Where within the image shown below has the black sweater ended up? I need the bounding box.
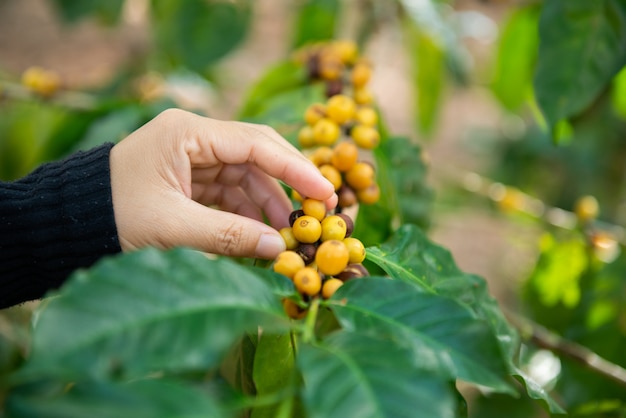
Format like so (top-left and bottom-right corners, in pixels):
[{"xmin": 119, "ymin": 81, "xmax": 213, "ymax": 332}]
[{"xmin": 0, "ymin": 143, "xmax": 121, "ymax": 308}]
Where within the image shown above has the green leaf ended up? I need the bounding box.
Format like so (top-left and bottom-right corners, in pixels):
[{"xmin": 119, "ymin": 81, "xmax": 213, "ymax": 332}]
[
  {"xmin": 365, "ymin": 225, "xmax": 519, "ymax": 364},
  {"xmin": 247, "ymin": 266, "xmax": 297, "ymax": 299},
  {"xmin": 151, "ymin": 0, "xmax": 252, "ymax": 73},
  {"xmin": 17, "ymin": 248, "xmax": 290, "ymax": 381},
  {"xmin": 406, "ymin": 23, "xmax": 446, "ymax": 136},
  {"xmin": 220, "ymin": 334, "xmax": 257, "ymax": 397},
  {"xmin": 365, "ymin": 225, "xmax": 566, "ymax": 412},
  {"xmin": 50, "ymin": 0, "xmax": 125, "ymax": 25},
  {"xmin": 354, "ymin": 131, "xmax": 432, "ymax": 246},
  {"xmin": 326, "ymin": 278, "xmax": 514, "ymax": 393},
  {"xmin": 533, "ymin": 0, "xmax": 626, "ymax": 130},
  {"xmin": 366, "ymin": 225, "xmax": 515, "ymax": 342},
  {"xmin": 528, "ymin": 234, "xmax": 588, "ymax": 308},
  {"xmin": 70, "ymin": 106, "xmax": 144, "ymax": 152},
  {"xmin": 298, "ymin": 331, "xmax": 457, "ymax": 418},
  {"xmin": 238, "ymin": 61, "xmax": 308, "ymax": 120},
  {"xmin": 0, "ymin": 102, "xmax": 72, "ymax": 180},
  {"xmin": 251, "ymin": 333, "xmax": 298, "ymax": 418},
  {"xmin": 513, "ymin": 370, "xmax": 567, "ymax": 414},
  {"xmin": 612, "ymin": 66, "xmax": 626, "ymax": 118},
  {"xmin": 491, "ymin": 5, "xmax": 540, "ymax": 111},
  {"xmin": 240, "ymin": 84, "xmax": 326, "ymax": 146},
  {"xmin": 375, "ymin": 136, "xmax": 432, "ymax": 229},
  {"xmin": 352, "ymin": 203, "xmax": 393, "ymax": 249},
  {"xmin": 292, "ymin": 0, "xmax": 340, "ymax": 49},
  {"xmin": 6, "ymin": 378, "xmax": 231, "ymax": 418},
  {"xmin": 0, "ymin": 334, "xmax": 22, "ymax": 378},
  {"xmin": 399, "ymin": 0, "xmax": 470, "ymax": 86}
]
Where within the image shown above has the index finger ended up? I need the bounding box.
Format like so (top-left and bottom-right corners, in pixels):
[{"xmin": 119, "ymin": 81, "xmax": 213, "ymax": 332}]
[{"xmin": 188, "ymin": 117, "xmax": 337, "ymax": 206}]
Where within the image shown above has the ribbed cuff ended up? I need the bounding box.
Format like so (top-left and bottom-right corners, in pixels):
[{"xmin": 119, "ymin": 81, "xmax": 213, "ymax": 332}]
[{"xmin": 0, "ymin": 143, "xmax": 121, "ymax": 308}]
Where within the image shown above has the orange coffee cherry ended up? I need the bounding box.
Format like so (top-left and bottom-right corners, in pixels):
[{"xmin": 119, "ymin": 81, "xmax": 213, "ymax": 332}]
[
  {"xmin": 293, "ymin": 267, "xmax": 322, "ymax": 296},
  {"xmin": 283, "ymin": 298, "xmax": 307, "ymax": 319},
  {"xmin": 345, "ymin": 162, "xmax": 375, "ymax": 190},
  {"xmin": 315, "ymin": 240, "xmax": 350, "ymax": 276},
  {"xmin": 302, "ymin": 198, "xmax": 327, "ymax": 221},
  {"xmin": 319, "ymin": 164, "xmax": 343, "ymax": 191},
  {"xmin": 331, "ymin": 141, "xmax": 359, "ymax": 172},
  {"xmin": 357, "ymin": 182, "xmax": 380, "ymax": 205}
]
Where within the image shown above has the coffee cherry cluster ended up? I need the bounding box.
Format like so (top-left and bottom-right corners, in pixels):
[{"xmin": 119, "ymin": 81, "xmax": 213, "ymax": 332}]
[
  {"xmin": 293, "ymin": 40, "xmax": 381, "ymax": 210},
  {"xmin": 21, "ymin": 66, "xmax": 61, "ymax": 98},
  {"xmin": 274, "ymin": 198, "xmax": 369, "ymax": 319}
]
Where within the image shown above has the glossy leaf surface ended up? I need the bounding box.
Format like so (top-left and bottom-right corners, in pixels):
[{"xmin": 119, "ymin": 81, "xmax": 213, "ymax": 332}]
[{"xmin": 18, "ymin": 248, "xmax": 290, "ymax": 380}]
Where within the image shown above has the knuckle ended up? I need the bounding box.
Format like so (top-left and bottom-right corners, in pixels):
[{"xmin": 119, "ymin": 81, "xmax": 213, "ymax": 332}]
[
  {"xmin": 156, "ymin": 108, "xmax": 189, "ymax": 124},
  {"xmin": 215, "ymin": 223, "xmax": 246, "ymax": 255}
]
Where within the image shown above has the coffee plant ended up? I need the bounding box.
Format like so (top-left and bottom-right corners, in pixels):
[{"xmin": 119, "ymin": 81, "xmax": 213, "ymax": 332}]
[{"xmin": 2, "ymin": 0, "xmax": 626, "ymax": 417}]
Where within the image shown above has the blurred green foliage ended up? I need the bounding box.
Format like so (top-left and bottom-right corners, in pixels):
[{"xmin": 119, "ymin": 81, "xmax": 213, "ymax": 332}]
[{"xmin": 1, "ymin": 0, "xmax": 626, "ymax": 416}]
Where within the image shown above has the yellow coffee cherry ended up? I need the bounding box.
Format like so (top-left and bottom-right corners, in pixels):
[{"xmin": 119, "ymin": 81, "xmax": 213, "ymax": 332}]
[
  {"xmin": 353, "ymin": 86, "xmax": 373, "ymax": 105},
  {"xmin": 326, "ymin": 94, "xmax": 356, "ymax": 125},
  {"xmin": 309, "ymin": 146, "xmax": 334, "ymax": 167},
  {"xmin": 330, "ymin": 40, "xmax": 358, "ymax": 65},
  {"xmin": 283, "ymin": 298, "xmax": 307, "ymax": 319},
  {"xmin": 343, "ymin": 237, "xmax": 366, "ymax": 264},
  {"xmin": 315, "ymin": 240, "xmax": 350, "ymax": 276},
  {"xmin": 302, "ymin": 198, "xmax": 327, "ymax": 221},
  {"xmin": 351, "ymin": 62, "xmax": 372, "ymax": 88},
  {"xmin": 321, "ymin": 215, "xmax": 347, "ymax": 242},
  {"xmin": 273, "ymin": 251, "xmax": 305, "ymax": 279},
  {"xmin": 357, "ymin": 182, "xmax": 380, "ymax": 205},
  {"xmin": 293, "ymin": 267, "xmax": 322, "ymax": 296},
  {"xmin": 292, "ymin": 215, "xmax": 322, "ymax": 243},
  {"xmin": 351, "ymin": 125, "xmax": 380, "ymax": 150},
  {"xmin": 22, "ymin": 66, "xmax": 61, "ymax": 97},
  {"xmin": 331, "ymin": 141, "xmax": 359, "ymax": 172},
  {"xmin": 318, "ymin": 53, "xmax": 344, "ymax": 81},
  {"xmin": 355, "ymin": 106, "xmax": 378, "ymax": 127},
  {"xmin": 319, "ymin": 164, "xmax": 343, "ymax": 191},
  {"xmin": 575, "ymin": 195, "xmax": 599, "ymax": 222},
  {"xmin": 313, "ymin": 118, "xmax": 341, "ymax": 146},
  {"xmin": 279, "ymin": 227, "xmax": 299, "ymax": 250},
  {"xmin": 298, "ymin": 126, "xmax": 316, "ymax": 148},
  {"xmin": 345, "ymin": 162, "xmax": 375, "ymax": 190},
  {"xmin": 322, "ymin": 278, "xmax": 344, "ymax": 299},
  {"xmin": 291, "ymin": 189, "xmax": 304, "ymax": 202},
  {"xmin": 304, "ymin": 103, "xmax": 327, "ymax": 126}
]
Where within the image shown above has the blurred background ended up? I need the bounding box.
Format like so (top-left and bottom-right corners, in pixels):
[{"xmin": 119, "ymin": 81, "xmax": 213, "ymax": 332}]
[{"xmin": 1, "ymin": 0, "xmax": 625, "ymax": 416}]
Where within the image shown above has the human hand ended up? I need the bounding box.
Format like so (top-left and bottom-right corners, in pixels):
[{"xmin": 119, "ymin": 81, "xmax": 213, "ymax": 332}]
[{"xmin": 109, "ymin": 108, "xmax": 337, "ymax": 259}]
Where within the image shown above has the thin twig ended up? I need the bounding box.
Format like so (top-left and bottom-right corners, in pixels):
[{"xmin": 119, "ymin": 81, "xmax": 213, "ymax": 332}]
[
  {"xmin": 506, "ymin": 310, "xmax": 626, "ymax": 389},
  {"xmin": 0, "ymin": 80, "xmax": 98, "ymax": 111},
  {"xmin": 438, "ymin": 166, "xmax": 626, "ymax": 246}
]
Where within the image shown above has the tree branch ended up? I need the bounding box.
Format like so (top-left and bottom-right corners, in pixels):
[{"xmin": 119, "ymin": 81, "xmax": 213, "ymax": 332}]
[{"xmin": 506, "ymin": 310, "xmax": 626, "ymax": 389}]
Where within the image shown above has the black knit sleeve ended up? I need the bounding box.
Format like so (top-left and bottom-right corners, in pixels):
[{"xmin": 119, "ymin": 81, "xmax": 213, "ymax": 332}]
[{"xmin": 0, "ymin": 143, "xmax": 122, "ymax": 308}]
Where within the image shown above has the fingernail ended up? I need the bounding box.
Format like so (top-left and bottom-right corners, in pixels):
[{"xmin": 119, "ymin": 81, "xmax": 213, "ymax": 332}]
[{"xmin": 256, "ymin": 233, "xmax": 286, "ymax": 259}]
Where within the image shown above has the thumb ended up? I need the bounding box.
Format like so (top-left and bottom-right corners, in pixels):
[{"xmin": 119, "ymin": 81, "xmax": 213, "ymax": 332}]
[{"xmin": 162, "ymin": 198, "xmax": 286, "ymax": 259}]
